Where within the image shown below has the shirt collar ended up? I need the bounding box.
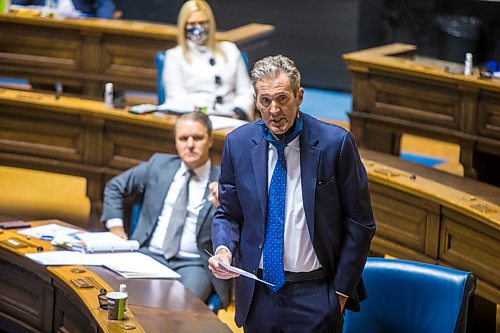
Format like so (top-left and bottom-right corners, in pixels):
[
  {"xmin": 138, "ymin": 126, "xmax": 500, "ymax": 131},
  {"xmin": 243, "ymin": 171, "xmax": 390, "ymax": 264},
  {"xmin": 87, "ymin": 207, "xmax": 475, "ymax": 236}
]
[{"xmin": 180, "ymin": 159, "xmax": 211, "ymax": 181}]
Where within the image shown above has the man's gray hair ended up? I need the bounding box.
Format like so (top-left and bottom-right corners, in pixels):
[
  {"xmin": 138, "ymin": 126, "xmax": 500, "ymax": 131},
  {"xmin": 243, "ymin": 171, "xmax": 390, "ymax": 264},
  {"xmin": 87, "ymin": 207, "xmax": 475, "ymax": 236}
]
[
  {"xmin": 174, "ymin": 111, "xmax": 213, "ymax": 136},
  {"xmin": 251, "ymin": 55, "xmax": 301, "ymax": 96}
]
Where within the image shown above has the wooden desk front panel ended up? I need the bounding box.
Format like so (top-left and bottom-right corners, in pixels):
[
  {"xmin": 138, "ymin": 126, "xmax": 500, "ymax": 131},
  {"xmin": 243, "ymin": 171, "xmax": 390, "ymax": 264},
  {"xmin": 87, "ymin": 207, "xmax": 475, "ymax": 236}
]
[
  {"xmin": 53, "ymin": 286, "xmax": 99, "ymax": 333},
  {"xmin": 368, "ymin": 73, "xmax": 462, "ymax": 131},
  {"xmin": 100, "ymin": 35, "xmax": 174, "ymax": 94},
  {"xmin": 439, "ymin": 208, "xmax": 500, "ymax": 304},
  {"xmin": 477, "ymin": 91, "xmax": 500, "ymax": 141},
  {"xmin": 369, "ymin": 182, "xmax": 440, "ymax": 259},
  {"xmin": 0, "ymin": 22, "xmax": 84, "ymax": 91},
  {"xmin": 103, "ymin": 120, "xmax": 174, "ymax": 172},
  {"xmin": 0, "ymin": 256, "xmax": 54, "ymax": 332},
  {"xmin": 0, "ymin": 105, "xmax": 87, "ymax": 164}
]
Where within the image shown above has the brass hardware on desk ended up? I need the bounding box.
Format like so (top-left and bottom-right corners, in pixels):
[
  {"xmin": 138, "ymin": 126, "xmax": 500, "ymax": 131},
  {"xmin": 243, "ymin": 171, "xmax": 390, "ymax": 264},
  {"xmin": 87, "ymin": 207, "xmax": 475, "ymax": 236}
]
[
  {"xmin": 1, "ymin": 237, "xmax": 31, "ymax": 248},
  {"xmin": 470, "ymin": 203, "xmax": 497, "ymax": 214},
  {"xmin": 71, "ymin": 278, "xmax": 94, "ymax": 288},
  {"xmin": 121, "ymin": 324, "xmax": 137, "ymax": 330}
]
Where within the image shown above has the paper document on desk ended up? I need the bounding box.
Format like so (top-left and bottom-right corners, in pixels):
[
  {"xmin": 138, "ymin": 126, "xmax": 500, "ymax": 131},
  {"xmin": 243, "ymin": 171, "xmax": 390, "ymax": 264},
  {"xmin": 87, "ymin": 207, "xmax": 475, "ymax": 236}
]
[
  {"xmin": 17, "ymin": 223, "xmax": 80, "ymax": 240},
  {"xmin": 205, "ymin": 250, "xmax": 274, "ymax": 287},
  {"xmin": 26, "ymin": 251, "xmax": 180, "ymax": 279},
  {"xmin": 102, "ymin": 253, "xmax": 181, "ymax": 279}
]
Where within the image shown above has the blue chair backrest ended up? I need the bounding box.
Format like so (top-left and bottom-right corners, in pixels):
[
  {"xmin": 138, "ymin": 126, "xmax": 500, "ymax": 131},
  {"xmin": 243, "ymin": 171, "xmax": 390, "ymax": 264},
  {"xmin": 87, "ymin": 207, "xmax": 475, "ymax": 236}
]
[
  {"xmin": 343, "ymin": 258, "xmax": 476, "ymax": 333},
  {"xmin": 155, "ymin": 50, "xmax": 249, "ymax": 106},
  {"xmin": 155, "ymin": 51, "xmax": 167, "ymax": 105}
]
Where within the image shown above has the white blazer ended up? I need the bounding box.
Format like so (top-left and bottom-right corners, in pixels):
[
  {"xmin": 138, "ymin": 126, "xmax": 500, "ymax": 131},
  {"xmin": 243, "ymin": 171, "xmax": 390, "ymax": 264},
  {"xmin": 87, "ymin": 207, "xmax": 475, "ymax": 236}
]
[{"xmin": 162, "ymin": 41, "xmax": 254, "ymax": 119}]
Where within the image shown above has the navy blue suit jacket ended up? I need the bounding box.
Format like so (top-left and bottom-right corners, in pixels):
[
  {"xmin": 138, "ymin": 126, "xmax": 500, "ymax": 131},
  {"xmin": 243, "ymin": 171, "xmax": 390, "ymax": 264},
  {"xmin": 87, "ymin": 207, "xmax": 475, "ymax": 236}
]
[
  {"xmin": 13, "ymin": 0, "xmax": 115, "ymax": 18},
  {"xmin": 212, "ymin": 112, "xmax": 376, "ymax": 326}
]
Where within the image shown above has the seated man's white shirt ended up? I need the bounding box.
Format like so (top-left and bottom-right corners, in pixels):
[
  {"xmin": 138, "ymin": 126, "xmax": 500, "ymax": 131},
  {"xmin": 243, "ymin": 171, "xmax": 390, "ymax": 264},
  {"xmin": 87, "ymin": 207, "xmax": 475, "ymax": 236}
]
[{"xmin": 106, "ymin": 160, "xmax": 210, "ymax": 259}]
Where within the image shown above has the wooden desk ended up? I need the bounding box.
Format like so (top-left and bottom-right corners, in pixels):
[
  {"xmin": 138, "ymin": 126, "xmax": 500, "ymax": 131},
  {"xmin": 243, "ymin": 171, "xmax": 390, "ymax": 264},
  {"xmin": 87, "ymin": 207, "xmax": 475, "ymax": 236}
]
[
  {"xmin": 0, "ymin": 88, "xmax": 230, "ymax": 227},
  {"xmin": 0, "ymin": 88, "xmax": 498, "ymax": 315},
  {"xmin": 343, "ymin": 43, "xmax": 500, "ymax": 187},
  {"xmin": 360, "ymin": 149, "xmax": 500, "ymax": 310},
  {"xmin": 0, "ymin": 220, "xmax": 231, "ymax": 333},
  {"xmin": 0, "ymin": 13, "xmax": 274, "ymax": 99}
]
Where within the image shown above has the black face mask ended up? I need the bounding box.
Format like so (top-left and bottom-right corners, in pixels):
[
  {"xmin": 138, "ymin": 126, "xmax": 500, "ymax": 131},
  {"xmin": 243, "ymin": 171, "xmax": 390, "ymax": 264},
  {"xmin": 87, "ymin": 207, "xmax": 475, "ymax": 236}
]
[{"xmin": 185, "ymin": 25, "xmax": 209, "ymax": 45}]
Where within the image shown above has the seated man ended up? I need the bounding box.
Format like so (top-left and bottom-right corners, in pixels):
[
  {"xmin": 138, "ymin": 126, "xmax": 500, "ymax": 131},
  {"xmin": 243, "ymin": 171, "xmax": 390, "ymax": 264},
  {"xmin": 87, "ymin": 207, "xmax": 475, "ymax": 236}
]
[
  {"xmin": 12, "ymin": 0, "xmax": 116, "ymax": 18},
  {"xmin": 101, "ymin": 112, "xmax": 230, "ymax": 308}
]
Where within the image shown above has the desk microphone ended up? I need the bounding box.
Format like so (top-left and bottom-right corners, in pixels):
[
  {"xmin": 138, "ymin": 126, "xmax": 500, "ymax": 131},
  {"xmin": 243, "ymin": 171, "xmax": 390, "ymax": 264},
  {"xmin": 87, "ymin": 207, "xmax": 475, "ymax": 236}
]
[{"xmin": 209, "ymin": 58, "xmax": 215, "ymax": 66}]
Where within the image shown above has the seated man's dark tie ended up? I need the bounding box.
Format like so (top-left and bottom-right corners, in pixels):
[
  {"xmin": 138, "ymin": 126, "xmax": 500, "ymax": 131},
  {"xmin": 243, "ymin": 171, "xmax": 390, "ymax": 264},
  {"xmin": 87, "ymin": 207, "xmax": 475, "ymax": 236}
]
[{"xmin": 163, "ymin": 170, "xmax": 194, "ymax": 259}]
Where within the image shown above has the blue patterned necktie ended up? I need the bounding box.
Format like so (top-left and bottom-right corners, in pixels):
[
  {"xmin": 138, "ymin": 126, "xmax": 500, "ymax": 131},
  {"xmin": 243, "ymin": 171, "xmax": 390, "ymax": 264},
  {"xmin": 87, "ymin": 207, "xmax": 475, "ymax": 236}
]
[
  {"xmin": 263, "ymin": 141, "xmax": 287, "ymax": 292},
  {"xmin": 260, "ymin": 117, "xmax": 303, "ymax": 292}
]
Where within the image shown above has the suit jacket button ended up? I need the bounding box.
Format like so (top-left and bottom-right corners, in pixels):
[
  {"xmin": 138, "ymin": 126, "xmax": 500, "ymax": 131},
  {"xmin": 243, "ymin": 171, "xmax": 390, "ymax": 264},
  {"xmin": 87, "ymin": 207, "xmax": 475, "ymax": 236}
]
[{"xmin": 258, "ymin": 243, "xmax": 262, "ymax": 249}]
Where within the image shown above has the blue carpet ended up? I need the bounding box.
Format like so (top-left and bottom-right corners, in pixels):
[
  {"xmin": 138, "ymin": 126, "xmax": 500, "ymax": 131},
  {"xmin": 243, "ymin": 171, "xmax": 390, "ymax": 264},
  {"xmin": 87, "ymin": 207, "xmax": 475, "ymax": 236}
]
[
  {"xmin": 302, "ymin": 88, "xmax": 352, "ymax": 122},
  {"xmin": 400, "ymin": 153, "xmax": 445, "ymax": 167}
]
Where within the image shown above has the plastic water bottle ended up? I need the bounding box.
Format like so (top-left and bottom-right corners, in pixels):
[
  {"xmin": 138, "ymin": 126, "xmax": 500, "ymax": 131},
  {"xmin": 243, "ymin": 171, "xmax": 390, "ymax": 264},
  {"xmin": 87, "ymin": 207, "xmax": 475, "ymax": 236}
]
[
  {"xmin": 104, "ymin": 83, "xmax": 114, "ymax": 109},
  {"xmin": 464, "ymin": 53, "xmax": 473, "ymax": 76},
  {"xmin": 119, "ymin": 284, "xmax": 128, "ymax": 312}
]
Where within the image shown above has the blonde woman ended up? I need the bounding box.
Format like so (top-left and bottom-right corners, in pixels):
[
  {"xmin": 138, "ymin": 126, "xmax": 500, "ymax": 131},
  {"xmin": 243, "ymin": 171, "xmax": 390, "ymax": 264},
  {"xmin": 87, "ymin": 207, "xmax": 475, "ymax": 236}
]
[{"xmin": 161, "ymin": 0, "xmax": 254, "ymax": 120}]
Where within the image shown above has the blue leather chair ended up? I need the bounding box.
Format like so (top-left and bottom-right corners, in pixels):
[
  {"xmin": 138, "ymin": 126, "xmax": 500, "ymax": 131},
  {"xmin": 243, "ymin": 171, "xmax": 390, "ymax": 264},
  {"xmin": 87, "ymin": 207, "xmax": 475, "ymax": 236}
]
[
  {"xmin": 343, "ymin": 258, "xmax": 476, "ymax": 333},
  {"xmin": 130, "ymin": 201, "xmax": 223, "ymax": 314},
  {"xmin": 155, "ymin": 50, "xmax": 250, "ymax": 105}
]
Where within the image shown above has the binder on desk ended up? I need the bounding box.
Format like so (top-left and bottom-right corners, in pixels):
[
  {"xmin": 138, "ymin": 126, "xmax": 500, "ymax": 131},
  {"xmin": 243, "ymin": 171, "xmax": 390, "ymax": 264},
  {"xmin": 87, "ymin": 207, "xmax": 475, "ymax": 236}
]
[{"xmin": 52, "ymin": 232, "xmax": 139, "ymax": 253}]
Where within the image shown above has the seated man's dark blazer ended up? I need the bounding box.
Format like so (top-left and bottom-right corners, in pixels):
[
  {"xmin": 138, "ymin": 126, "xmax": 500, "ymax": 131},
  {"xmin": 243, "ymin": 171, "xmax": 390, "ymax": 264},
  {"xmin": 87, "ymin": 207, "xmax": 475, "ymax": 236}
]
[
  {"xmin": 13, "ymin": 0, "xmax": 116, "ymax": 18},
  {"xmin": 101, "ymin": 153, "xmax": 231, "ymax": 308}
]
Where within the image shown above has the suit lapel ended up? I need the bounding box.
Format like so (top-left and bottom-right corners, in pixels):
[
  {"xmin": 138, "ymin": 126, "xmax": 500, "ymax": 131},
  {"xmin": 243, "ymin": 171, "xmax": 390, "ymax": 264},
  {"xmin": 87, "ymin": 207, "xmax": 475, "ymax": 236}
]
[
  {"xmin": 196, "ymin": 165, "xmax": 219, "ymax": 235},
  {"xmin": 148, "ymin": 159, "xmax": 181, "ymax": 226},
  {"xmin": 300, "ymin": 115, "xmax": 320, "ymax": 239},
  {"xmin": 251, "ymin": 127, "xmax": 268, "ymax": 225}
]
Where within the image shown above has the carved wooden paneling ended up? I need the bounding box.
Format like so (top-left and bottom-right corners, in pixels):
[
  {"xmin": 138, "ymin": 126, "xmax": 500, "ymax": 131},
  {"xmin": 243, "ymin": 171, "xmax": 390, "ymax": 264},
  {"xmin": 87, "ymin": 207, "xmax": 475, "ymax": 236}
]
[
  {"xmin": 53, "ymin": 290, "xmax": 98, "ymax": 333},
  {"xmin": 439, "ymin": 208, "xmax": 500, "ymax": 304},
  {"xmin": 370, "ymin": 74, "xmax": 462, "ymax": 130},
  {"xmin": 0, "ymin": 23, "xmax": 81, "ymax": 70},
  {"xmin": 102, "ymin": 121, "xmax": 174, "ymax": 171},
  {"xmin": 369, "ymin": 182, "xmax": 439, "ymax": 254},
  {"xmin": 477, "ymin": 90, "xmax": 500, "ymax": 140},
  {"xmin": 0, "ymin": 106, "xmax": 85, "ymax": 163},
  {"xmin": 0, "ymin": 259, "xmax": 53, "ymax": 332}
]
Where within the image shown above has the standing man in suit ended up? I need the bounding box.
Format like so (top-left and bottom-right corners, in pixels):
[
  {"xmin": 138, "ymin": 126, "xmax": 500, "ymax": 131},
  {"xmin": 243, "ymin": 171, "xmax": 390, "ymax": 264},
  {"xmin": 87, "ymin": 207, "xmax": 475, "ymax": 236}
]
[
  {"xmin": 12, "ymin": 0, "xmax": 116, "ymax": 18},
  {"xmin": 208, "ymin": 55, "xmax": 376, "ymax": 332},
  {"xmin": 101, "ymin": 112, "xmax": 230, "ymax": 309}
]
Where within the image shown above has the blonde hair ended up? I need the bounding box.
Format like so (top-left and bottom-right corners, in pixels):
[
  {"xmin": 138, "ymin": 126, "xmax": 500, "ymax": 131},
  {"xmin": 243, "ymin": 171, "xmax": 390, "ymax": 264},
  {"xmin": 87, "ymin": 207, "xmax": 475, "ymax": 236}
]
[{"xmin": 177, "ymin": 0, "xmax": 224, "ymax": 62}]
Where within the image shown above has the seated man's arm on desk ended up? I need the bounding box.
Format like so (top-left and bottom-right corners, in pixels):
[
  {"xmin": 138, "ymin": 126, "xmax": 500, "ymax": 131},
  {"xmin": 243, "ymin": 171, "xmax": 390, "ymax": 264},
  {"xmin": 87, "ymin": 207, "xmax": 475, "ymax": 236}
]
[{"xmin": 101, "ymin": 157, "xmax": 152, "ymax": 239}]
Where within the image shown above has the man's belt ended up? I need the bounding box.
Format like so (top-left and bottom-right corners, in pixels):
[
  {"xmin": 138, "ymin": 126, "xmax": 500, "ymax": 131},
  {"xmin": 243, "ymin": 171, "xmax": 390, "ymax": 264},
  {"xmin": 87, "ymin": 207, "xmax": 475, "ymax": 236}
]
[{"xmin": 258, "ymin": 268, "xmax": 327, "ymax": 283}]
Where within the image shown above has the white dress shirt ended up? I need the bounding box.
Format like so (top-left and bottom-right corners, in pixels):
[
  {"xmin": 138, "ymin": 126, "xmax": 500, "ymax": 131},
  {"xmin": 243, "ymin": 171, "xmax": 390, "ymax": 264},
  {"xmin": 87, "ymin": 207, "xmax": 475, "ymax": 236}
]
[
  {"xmin": 259, "ymin": 135, "xmax": 321, "ymax": 272},
  {"xmin": 106, "ymin": 160, "xmax": 211, "ymax": 259}
]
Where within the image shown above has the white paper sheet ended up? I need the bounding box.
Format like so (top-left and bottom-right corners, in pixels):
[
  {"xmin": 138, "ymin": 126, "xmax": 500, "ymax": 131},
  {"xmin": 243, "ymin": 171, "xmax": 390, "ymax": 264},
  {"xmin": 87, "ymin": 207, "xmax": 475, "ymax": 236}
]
[
  {"xmin": 205, "ymin": 250, "xmax": 275, "ymax": 287},
  {"xmin": 26, "ymin": 251, "xmax": 180, "ymax": 279}
]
